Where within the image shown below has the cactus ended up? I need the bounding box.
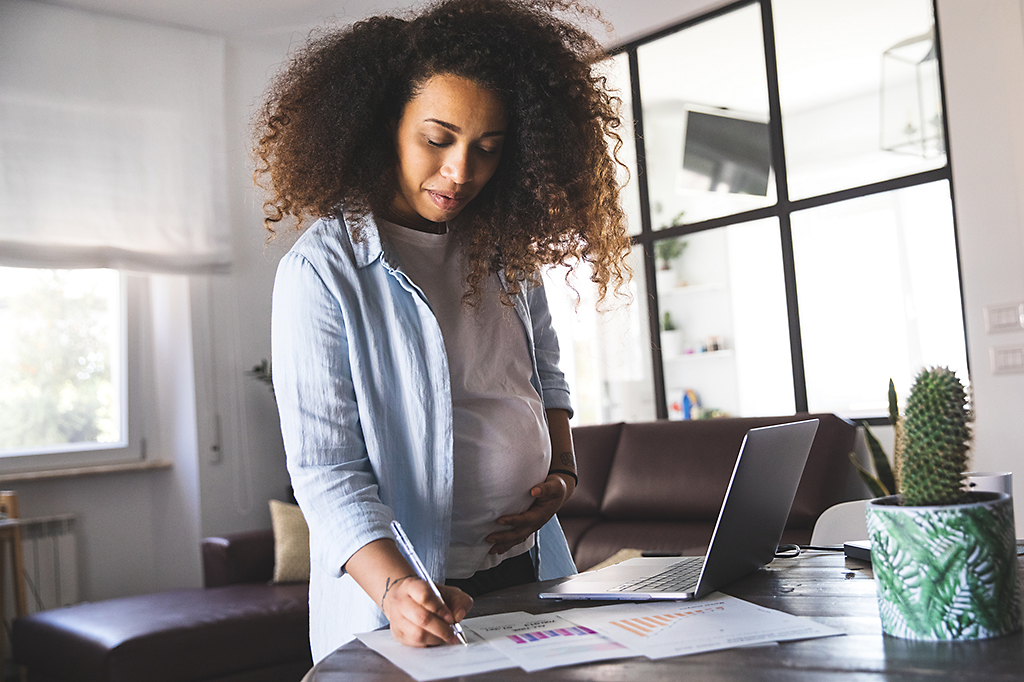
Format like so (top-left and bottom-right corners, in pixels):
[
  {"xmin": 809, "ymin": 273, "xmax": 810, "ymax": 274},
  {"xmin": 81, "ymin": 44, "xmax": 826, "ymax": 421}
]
[{"xmin": 899, "ymin": 367, "xmax": 972, "ymax": 506}]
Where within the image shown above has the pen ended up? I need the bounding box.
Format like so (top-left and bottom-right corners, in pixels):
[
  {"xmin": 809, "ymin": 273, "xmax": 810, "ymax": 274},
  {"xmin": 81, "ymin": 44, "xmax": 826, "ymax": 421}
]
[{"xmin": 390, "ymin": 519, "xmax": 469, "ymax": 646}]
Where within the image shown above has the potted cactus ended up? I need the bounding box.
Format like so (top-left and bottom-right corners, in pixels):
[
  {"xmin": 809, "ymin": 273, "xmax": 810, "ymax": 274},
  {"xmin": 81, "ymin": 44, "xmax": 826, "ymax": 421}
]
[{"xmin": 865, "ymin": 367, "xmax": 1021, "ymax": 640}]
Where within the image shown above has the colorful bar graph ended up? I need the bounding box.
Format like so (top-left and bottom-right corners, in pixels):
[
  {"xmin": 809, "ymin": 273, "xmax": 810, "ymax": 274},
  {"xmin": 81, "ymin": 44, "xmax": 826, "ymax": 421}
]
[
  {"xmin": 609, "ymin": 606, "xmax": 725, "ymax": 637},
  {"xmin": 508, "ymin": 625, "xmax": 598, "ymax": 644}
]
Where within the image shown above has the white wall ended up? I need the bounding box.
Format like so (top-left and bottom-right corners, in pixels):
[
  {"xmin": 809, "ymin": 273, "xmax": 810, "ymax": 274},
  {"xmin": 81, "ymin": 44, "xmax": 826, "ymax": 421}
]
[
  {"xmin": 189, "ymin": 36, "xmax": 298, "ymax": 541},
  {"xmin": 937, "ymin": 0, "xmax": 1024, "ymax": 529}
]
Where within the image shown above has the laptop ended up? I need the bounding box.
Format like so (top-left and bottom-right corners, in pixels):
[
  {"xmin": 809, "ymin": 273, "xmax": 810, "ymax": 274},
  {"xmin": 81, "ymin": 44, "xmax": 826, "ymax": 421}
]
[{"xmin": 539, "ymin": 419, "xmax": 819, "ymax": 601}]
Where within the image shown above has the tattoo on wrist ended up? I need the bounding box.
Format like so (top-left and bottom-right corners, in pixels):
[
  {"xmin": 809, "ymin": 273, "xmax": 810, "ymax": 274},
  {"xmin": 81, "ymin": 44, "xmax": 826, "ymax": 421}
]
[
  {"xmin": 381, "ymin": 574, "xmax": 417, "ymax": 612},
  {"xmin": 558, "ymin": 451, "xmax": 575, "ymax": 468}
]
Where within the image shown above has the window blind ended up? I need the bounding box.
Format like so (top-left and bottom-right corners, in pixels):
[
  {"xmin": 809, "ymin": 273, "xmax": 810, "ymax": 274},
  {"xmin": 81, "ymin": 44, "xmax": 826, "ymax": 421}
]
[{"xmin": 0, "ymin": 0, "xmax": 231, "ymax": 273}]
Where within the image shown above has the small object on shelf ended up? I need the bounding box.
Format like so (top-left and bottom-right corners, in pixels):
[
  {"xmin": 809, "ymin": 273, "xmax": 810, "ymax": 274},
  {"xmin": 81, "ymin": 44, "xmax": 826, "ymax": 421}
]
[
  {"xmin": 660, "ymin": 312, "xmax": 683, "ymax": 357},
  {"xmin": 698, "ymin": 409, "xmax": 729, "ymax": 419},
  {"xmin": 655, "ymin": 268, "xmax": 677, "ymax": 292},
  {"xmin": 669, "ymin": 398, "xmax": 683, "ymax": 420},
  {"xmin": 661, "ymin": 331, "xmax": 683, "ymax": 357},
  {"xmin": 681, "ymin": 389, "xmax": 700, "ymax": 420}
]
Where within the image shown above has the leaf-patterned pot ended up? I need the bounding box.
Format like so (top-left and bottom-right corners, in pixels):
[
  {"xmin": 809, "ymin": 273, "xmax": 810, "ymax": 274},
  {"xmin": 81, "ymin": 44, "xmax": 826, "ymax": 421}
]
[{"xmin": 866, "ymin": 492, "xmax": 1022, "ymax": 640}]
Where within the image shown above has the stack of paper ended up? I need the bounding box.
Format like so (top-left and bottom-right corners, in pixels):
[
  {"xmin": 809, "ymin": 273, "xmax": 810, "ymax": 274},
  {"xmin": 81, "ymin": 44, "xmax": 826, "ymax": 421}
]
[
  {"xmin": 357, "ymin": 593, "xmax": 842, "ymax": 681},
  {"xmin": 557, "ymin": 595, "xmax": 839, "ymax": 660}
]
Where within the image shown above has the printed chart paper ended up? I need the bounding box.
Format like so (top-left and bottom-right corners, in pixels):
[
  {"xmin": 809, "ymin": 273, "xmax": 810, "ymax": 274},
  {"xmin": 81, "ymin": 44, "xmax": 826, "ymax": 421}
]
[
  {"xmin": 356, "ymin": 627, "xmax": 514, "ymax": 681},
  {"xmin": 559, "ymin": 593, "xmax": 843, "ymax": 659},
  {"xmin": 467, "ymin": 611, "xmax": 633, "ymax": 672},
  {"xmin": 357, "ymin": 596, "xmax": 842, "ymax": 679}
]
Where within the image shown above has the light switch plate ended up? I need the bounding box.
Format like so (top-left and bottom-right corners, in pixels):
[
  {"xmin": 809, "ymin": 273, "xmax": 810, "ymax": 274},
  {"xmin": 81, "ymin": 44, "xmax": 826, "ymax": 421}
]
[
  {"xmin": 984, "ymin": 302, "xmax": 1024, "ymax": 333},
  {"xmin": 991, "ymin": 345, "xmax": 1024, "ymax": 373}
]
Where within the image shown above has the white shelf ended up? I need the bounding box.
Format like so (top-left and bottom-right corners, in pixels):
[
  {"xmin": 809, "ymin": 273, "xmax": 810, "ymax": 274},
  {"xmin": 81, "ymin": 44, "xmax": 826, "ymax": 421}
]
[
  {"xmin": 661, "ymin": 282, "xmax": 727, "ymax": 295},
  {"xmin": 664, "ymin": 349, "xmax": 734, "ymax": 361}
]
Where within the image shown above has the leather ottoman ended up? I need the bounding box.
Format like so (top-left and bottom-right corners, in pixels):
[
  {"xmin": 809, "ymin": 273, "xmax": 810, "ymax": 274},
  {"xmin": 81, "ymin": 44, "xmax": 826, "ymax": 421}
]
[{"xmin": 12, "ymin": 582, "xmax": 311, "ymax": 682}]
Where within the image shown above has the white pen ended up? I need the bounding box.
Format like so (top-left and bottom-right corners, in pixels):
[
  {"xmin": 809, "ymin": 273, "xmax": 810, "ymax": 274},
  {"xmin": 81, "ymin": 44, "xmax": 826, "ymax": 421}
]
[{"xmin": 390, "ymin": 519, "xmax": 469, "ymax": 646}]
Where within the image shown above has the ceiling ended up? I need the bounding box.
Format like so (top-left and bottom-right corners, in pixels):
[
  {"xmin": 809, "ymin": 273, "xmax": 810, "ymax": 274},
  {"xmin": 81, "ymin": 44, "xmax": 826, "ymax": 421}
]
[
  {"xmin": 28, "ymin": 0, "xmax": 726, "ymax": 47},
  {"xmin": 25, "ymin": 0, "xmax": 934, "ymax": 114}
]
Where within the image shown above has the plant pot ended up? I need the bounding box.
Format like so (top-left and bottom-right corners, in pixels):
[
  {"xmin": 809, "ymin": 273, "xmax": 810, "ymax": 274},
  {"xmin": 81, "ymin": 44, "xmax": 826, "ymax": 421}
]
[
  {"xmin": 865, "ymin": 492, "xmax": 1022, "ymax": 640},
  {"xmin": 660, "ymin": 330, "xmax": 683, "ymax": 357},
  {"xmin": 655, "ymin": 268, "xmax": 677, "ymax": 293}
]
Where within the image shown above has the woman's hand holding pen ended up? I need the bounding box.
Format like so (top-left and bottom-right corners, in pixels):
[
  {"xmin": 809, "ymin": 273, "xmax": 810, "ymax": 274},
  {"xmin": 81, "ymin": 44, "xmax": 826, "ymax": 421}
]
[
  {"xmin": 345, "ymin": 538, "xmax": 472, "ymax": 647},
  {"xmin": 381, "ymin": 576, "xmax": 473, "ymax": 647}
]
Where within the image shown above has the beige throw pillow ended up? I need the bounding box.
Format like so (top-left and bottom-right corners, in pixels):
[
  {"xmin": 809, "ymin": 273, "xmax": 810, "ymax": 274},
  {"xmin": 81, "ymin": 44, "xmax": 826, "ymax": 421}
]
[{"xmin": 270, "ymin": 499, "xmax": 310, "ymax": 583}]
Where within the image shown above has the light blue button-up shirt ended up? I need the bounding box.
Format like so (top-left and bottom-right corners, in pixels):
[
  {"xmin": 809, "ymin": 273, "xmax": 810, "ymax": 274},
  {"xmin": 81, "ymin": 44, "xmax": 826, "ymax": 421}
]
[{"xmin": 271, "ymin": 212, "xmax": 577, "ymax": 662}]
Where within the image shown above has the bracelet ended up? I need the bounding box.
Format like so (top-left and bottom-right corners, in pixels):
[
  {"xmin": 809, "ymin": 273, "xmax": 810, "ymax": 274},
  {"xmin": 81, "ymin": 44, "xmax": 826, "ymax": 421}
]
[{"xmin": 548, "ymin": 468, "xmax": 578, "ymax": 486}]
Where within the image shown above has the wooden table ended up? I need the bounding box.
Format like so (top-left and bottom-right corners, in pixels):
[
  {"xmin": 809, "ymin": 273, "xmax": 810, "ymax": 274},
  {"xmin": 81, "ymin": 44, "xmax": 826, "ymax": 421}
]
[{"xmin": 305, "ymin": 550, "xmax": 1024, "ymax": 681}]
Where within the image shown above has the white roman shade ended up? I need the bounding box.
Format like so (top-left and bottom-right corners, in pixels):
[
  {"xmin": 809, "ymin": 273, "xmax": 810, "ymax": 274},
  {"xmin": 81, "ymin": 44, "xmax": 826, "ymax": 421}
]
[{"xmin": 0, "ymin": 1, "xmax": 231, "ymax": 273}]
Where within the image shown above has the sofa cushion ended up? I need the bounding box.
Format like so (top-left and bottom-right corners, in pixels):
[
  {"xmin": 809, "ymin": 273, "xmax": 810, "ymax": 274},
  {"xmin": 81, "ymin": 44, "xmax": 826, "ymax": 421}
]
[
  {"xmin": 270, "ymin": 500, "xmax": 310, "ymax": 583},
  {"xmin": 12, "ymin": 584, "xmax": 311, "ymax": 682},
  {"xmin": 600, "ymin": 419, "xmax": 752, "ymax": 521},
  {"xmin": 557, "ymin": 516, "xmax": 602, "ymax": 562},
  {"xmin": 559, "ymin": 421, "xmax": 622, "ymax": 517},
  {"xmin": 571, "ymin": 521, "xmax": 712, "ymax": 572},
  {"xmin": 599, "ymin": 414, "xmax": 857, "ymax": 524},
  {"xmin": 786, "ymin": 413, "xmax": 858, "ymax": 529},
  {"xmin": 202, "ymin": 529, "xmax": 275, "ymax": 588}
]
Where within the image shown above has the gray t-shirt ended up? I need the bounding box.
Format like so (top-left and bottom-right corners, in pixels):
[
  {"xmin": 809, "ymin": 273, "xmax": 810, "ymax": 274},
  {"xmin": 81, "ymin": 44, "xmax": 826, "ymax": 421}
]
[{"xmin": 379, "ymin": 220, "xmax": 550, "ymax": 578}]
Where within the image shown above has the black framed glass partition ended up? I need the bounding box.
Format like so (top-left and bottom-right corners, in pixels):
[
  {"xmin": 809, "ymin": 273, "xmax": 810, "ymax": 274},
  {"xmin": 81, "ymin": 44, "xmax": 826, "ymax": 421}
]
[{"xmin": 546, "ymin": 0, "xmax": 965, "ymax": 425}]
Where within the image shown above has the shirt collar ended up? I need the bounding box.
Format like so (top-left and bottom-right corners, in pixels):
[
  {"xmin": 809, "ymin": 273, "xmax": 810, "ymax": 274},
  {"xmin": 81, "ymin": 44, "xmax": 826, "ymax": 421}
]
[{"xmin": 345, "ymin": 210, "xmax": 387, "ymax": 270}]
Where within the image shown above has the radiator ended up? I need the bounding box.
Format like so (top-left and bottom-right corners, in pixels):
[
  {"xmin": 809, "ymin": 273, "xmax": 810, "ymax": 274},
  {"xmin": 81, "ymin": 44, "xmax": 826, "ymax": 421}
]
[{"xmin": 10, "ymin": 515, "xmax": 79, "ymax": 615}]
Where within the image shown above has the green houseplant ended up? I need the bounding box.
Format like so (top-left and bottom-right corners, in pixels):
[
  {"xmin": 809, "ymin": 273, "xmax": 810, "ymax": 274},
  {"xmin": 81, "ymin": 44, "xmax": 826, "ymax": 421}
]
[
  {"xmin": 654, "ymin": 237, "xmax": 687, "ymax": 293},
  {"xmin": 850, "ymin": 379, "xmax": 901, "ymax": 498},
  {"xmin": 654, "ymin": 237, "xmax": 687, "ymax": 271},
  {"xmin": 865, "ymin": 367, "xmax": 1021, "ymax": 640}
]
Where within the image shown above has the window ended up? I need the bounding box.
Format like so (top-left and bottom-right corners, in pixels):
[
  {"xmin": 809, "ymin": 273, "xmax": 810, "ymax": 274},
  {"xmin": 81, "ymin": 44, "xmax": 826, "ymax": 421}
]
[
  {"xmin": 791, "ymin": 181, "xmax": 967, "ymax": 419},
  {"xmin": 546, "ymin": 0, "xmax": 965, "ymax": 425},
  {"xmin": 637, "ymin": 3, "xmax": 776, "ymax": 229},
  {"xmin": 0, "ymin": 3, "xmax": 229, "ymax": 471},
  {"xmin": 0, "ymin": 267, "xmax": 148, "ymax": 472}
]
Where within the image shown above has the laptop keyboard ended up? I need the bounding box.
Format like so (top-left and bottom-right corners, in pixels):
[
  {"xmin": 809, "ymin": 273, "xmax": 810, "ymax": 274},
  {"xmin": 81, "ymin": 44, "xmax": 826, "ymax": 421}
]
[{"xmin": 609, "ymin": 557, "xmax": 703, "ymax": 593}]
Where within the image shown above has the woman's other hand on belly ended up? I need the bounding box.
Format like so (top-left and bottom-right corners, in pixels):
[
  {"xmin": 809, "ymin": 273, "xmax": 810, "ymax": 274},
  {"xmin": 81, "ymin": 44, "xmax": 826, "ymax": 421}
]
[{"xmin": 485, "ymin": 473, "xmax": 573, "ymax": 555}]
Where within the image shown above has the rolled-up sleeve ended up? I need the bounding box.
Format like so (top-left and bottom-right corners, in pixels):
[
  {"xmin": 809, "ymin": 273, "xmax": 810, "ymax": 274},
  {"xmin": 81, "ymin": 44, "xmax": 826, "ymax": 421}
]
[
  {"xmin": 525, "ymin": 282, "xmax": 573, "ymax": 418},
  {"xmin": 271, "ymin": 252, "xmax": 393, "ymax": 578}
]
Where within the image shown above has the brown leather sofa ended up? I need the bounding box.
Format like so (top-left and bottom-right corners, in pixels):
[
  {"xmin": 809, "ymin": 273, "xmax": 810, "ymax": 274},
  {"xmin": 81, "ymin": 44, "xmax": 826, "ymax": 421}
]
[
  {"xmin": 12, "ymin": 413, "xmax": 857, "ymax": 681},
  {"xmin": 12, "ymin": 529, "xmax": 311, "ymax": 682},
  {"xmin": 560, "ymin": 413, "xmax": 859, "ymax": 570}
]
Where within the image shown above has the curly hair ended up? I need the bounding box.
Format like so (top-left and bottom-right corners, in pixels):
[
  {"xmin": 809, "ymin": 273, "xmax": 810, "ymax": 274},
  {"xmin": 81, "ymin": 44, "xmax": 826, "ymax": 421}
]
[{"xmin": 253, "ymin": 0, "xmax": 631, "ymax": 303}]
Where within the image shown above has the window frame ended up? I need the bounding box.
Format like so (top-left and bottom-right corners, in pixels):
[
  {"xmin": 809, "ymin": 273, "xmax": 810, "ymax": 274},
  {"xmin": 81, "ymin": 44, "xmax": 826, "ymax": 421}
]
[
  {"xmin": 0, "ymin": 271, "xmax": 151, "ymax": 474},
  {"xmin": 609, "ymin": 0, "xmax": 966, "ymax": 424}
]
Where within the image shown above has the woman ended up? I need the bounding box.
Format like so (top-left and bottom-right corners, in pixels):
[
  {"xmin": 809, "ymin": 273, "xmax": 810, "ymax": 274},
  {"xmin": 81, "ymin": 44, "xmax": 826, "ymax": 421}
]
[{"xmin": 253, "ymin": 0, "xmax": 630, "ymax": 661}]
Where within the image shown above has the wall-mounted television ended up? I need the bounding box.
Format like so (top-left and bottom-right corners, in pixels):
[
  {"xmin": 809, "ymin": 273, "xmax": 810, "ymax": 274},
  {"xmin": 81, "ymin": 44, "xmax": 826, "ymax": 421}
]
[{"xmin": 676, "ymin": 107, "xmax": 772, "ymax": 197}]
